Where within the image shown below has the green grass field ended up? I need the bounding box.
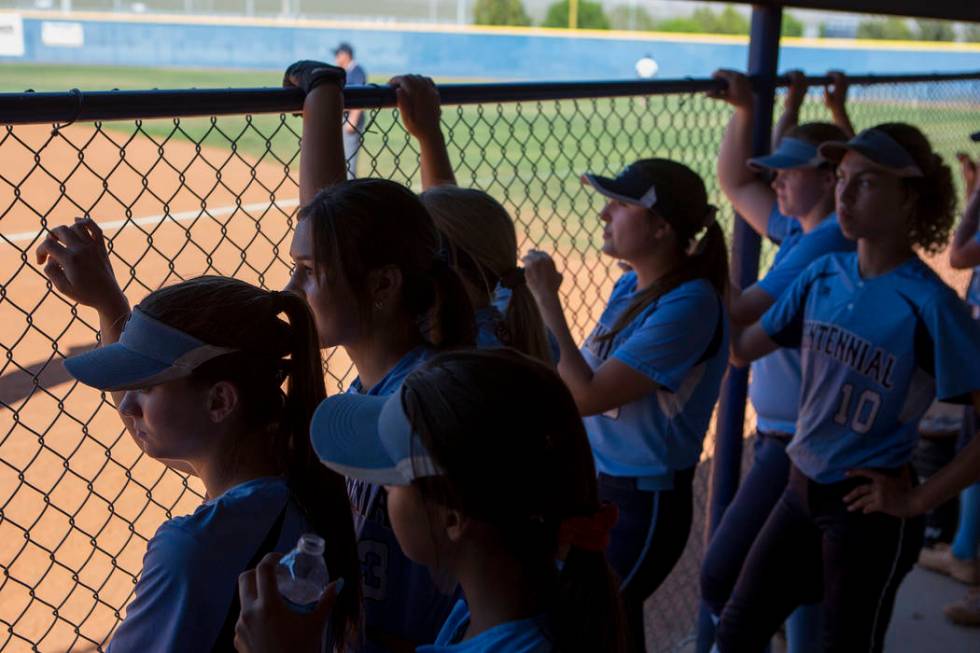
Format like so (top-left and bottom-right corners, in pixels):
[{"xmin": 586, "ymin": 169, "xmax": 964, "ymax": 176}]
[{"xmin": 4, "ymin": 63, "xmax": 978, "ymax": 260}]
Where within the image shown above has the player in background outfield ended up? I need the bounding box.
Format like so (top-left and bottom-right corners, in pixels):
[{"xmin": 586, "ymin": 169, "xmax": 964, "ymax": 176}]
[
  {"xmin": 282, "ymin": 61, "xmax": 476, "ymax": 653},
  {"xmin": 333, "ymin": 42, "xmax": 367, "ymax": 178},
  {"xmin": 523, "ymin": 159, "xmax": 730, "ymax": 652},
  {"xmin": 387, "ymin": 73, "xmax": 553, "ymax": 362},
  {"xmin": 849, "ymin": 136, "xmax": 980, "ymax": 627},
  {"xmin": 699, "ymin": 69, "xmax": 855, "ymax": 651},
  {"xmin": 32, "ymin": 222, "xmax": 361, "ymax": 652},
  {"xmin": 719, "ymin": 123, "xmax": 980, "ymax": 652},
  {"xmin": 234, "ymin": 350, "xmax": 629, "ymax": 653}
]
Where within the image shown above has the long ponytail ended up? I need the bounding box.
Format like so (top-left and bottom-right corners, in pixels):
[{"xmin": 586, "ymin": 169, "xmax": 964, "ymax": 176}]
[
  {"xmin": 274, "ymin": 290, "xmax": 362, "ymax": 652},
  {"xmin": 503, "ymin": 282, "xmax": 553, "ymax": 363},
  {"xmin": 415, "ymin": 261, "xmax": 477, "ymax": 349},
  {"xmin": 138, "ymin": 277, "xmax": 362, "ymax": 652},
  {"xmin": 597, "ymin": 158, "xmax": 729, "ymax": 345},
  {"xmin": 420, "ymin": 186, "xmax": 551, "ymax": 362}
]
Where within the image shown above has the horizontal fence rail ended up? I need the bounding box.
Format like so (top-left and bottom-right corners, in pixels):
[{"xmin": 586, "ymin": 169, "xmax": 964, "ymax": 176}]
[
  {"xmin": 2, "ymin": 71, "xmax": 979, "ymax": 123},
  {"xmin": 1, "ymin": 71, "xmax": 979, "ymax": 653}
]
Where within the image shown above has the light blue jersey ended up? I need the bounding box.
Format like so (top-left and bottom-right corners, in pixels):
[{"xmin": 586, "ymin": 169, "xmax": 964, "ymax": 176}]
[
  {"xmin": 108, "ymin": 477, "xmax": 308, "ymax": 652},
  {"xmin": 582, "ymin": 273, "xmax": 729, "ymax": 481},
  {"xmin": 417, "ymin": 600, "xmax": 552, "ymax": 653},
  {"xmin": 344, "ymin": 346, "xmax": 459, "ymax": 652},
  {"xmin": 762, "ymin": 252, "xmax": 980, "ymax": 483},
  {"xmin": 750, "ymin": 207, "xmax": 855, "ymax": 434}
]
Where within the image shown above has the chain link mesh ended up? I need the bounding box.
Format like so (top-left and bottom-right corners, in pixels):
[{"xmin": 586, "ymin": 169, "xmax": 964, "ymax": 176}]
[{"xmin": 2, "ymin": 75, "xmax": 979, "ymax": 652}]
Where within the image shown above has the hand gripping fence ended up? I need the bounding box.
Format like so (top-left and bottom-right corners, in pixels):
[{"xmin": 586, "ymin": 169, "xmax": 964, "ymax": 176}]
[{"xmin": 1, "ymin": 71, "xmax": 978, "ymax": 652}]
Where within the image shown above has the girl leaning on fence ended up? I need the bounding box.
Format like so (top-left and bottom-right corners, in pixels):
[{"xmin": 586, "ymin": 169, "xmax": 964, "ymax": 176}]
[
  {"xmin": 388, "ymin": 73, "xmax": 554, "ymax": 363},
  {"xmin": 281, "ymin": 61, "xmax": 476, "ymax": 653},
  {"xmin": 699, "ymin": 69, "xmax": 856, "ymax": 651},
  {"xmin": 721, "ymin": 123, "xmax": 980, "ymax": 652},
  {"xmin": 234, "ymin": 349, "xmax": 629, "ymax": 653},
  {"xmin": 33, "ymin": 225, "xmax": 361, "ymax": 652},
  {"xmin": 521, "ymin": 157, "xmax": 730, "ymax": 652}
]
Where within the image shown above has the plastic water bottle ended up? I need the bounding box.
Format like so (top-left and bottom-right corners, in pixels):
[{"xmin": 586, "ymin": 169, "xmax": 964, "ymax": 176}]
[{"xmin": 276, "ymin": 533, "xmax": 329, "ymax": 613}]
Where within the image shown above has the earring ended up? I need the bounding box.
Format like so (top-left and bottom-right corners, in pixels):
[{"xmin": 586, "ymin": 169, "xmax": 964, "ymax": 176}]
[{"xmin": 374, "ymin": 300, "xmax": 384, "ymax": 311}]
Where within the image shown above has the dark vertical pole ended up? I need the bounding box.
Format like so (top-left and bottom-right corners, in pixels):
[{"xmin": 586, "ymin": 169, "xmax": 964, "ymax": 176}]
[{"xmin": 696, "ymin": 5, "xmax": 782, "ymax": 652}]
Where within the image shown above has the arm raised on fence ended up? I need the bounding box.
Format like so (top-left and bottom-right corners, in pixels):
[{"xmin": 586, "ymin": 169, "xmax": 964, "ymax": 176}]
[
  {"xmin": 824, "ymin": 71, "xmax": 856, "ymax": 139},
  {"xmin": 34, "ymin": 218, "xmax": 198, "ymax": 476},
  {"xmin": 390, "ymin": 74, "xmax": 457, "ymax": 189},
  {"xmin": 708, "ymin": 69, "xmax": 776, "ymax": 237},
  {"xmin": 283, "ymin": 61, "xmax": 348, "ymax": 205},
  {"xmin": 949, "ymin": 156, "xmax": 980, "ymax": 270},
  {"xmin": 771, "ymin": 70, "xmax": 807, "ymax": 150}
]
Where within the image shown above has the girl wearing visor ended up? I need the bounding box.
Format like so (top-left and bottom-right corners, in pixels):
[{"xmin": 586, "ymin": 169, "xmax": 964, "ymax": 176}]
[
  {"xmin": 700, "ymin": 70, "xmax": 855, "ymax": 648},
  {"xmin": 282, "ymin": 62, "xmax": 476, "ymax": 652},
  {"xmin": 852, "ymin": 135, "xmax": 980, "ymax": 627},
  {"xmin": 522, "ymin": 159, "xmax": 729, "ymax": 651},
  {"xmin": 719, "ymin": 124, "xmax": 980, "ymax": 652},
  {"xmin": 33, "ymin": 224, "xmax": 361, "ymax": 653},
  {"xmin": 234, "ymin": 349, "xmax": 627, "ymax": 653}
]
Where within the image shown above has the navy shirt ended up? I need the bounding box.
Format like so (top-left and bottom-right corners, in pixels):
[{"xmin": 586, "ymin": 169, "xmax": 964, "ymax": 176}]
[
  {"xmin": 345, "ymin": 347, "xmax": 459, "ymax": 652},
  {"xmin": 346, "ymin": 62, "xmax": 367, "ymax": 128}
]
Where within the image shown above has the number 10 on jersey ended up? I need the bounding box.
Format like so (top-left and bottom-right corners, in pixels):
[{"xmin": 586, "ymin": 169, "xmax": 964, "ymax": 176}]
[{"xmin": 833, "ymin": 384, "xmax": 882, "ymax": 434}]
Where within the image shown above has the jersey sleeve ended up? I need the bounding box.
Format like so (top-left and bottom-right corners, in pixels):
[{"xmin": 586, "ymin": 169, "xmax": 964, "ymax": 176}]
[
  {"xmin": 757, "ymin": 224, "xmax": 846, "ymax": 300},
  {"xmin": 107, "ymin": 521, "xmax": 231, "ymax": 652},
  {"xmin": 760, "ymin": 258, "xmax": 823, "ymax": 348},
  {"xmin": 766, "ymin": 204, "xmax": 794, "ymax": 244},
  {"xmin": 610, "ymin": 285, "xmax": 722, "ymax": 393},
  {"xmin": 921, "ymin": 288, "xmax": 980, "ymax": 403}
]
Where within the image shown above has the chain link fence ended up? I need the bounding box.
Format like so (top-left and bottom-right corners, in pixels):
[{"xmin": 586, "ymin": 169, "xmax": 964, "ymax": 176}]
[{"xmin": 1, "ymin": 73, "xmax": 978, "ymax": 652}]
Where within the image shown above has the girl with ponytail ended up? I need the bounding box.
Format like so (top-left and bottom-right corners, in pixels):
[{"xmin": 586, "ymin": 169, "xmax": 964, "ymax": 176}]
[
  {"xmin": 388, "ymin": 74, "xmax": 554, "ymax": 363},
  {"xmin": 282, "ymin": 62, "xmax": 476, "ymax": 651},
  {"xmin": 35, "ymin": 220, "xmax": 360, "ymax": 651},
  {"xmin": 236, "ymin": 349, "xmax": 629, "ymax": 653},
  {"xmin": 522, "ymin": 158, "xmax": 730, "ymax": 651}
]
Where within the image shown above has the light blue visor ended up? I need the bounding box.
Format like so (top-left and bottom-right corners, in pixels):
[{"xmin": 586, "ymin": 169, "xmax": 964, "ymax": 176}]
[
  {"xmin": 747, "ymin": 137, "xmax": 823, "ymax": 171},
  {"xmin": 311, "ymin": 390, "xmax": 441, "ymax": 486},
  {"xmin": 64, "ymin": 308, "xmax": 235, "ymax": 391}
]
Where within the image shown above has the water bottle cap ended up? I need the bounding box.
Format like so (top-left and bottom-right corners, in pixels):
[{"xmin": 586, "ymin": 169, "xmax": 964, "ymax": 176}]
[{"xmin": 297, "ymin": 533, "xmax": 325, "ymax": 555}]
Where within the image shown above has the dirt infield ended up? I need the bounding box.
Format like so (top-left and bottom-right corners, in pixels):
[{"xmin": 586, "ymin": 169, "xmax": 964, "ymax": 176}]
[
  {"xmin": 0, "ymin": 122, "xmax": 321, "ymax": 652},
  {"xmin": 2, "ymin": 120, "xmax": 974, "ymax": 652}
]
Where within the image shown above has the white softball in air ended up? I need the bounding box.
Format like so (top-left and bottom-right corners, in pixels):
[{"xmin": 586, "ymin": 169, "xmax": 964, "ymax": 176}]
[{"xmin": 635, "ymin": 56, "xmax": 659, "ymax": 79}]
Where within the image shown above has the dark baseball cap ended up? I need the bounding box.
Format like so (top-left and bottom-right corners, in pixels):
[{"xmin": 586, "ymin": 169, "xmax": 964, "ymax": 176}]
[
  {"xmin": 971, "ymin": 131, "xmax": 980, "ymax": 142},
  {"xmin": 582, "ymin": 159, "xmax": 714, "ymax": 238},
  {"xmin": 333, "ymin": 42, "xmax": 354, "ymax": 57},
  {"xmin": 819, "ymin": 128, "xmax": 924, "ymax": 178}
]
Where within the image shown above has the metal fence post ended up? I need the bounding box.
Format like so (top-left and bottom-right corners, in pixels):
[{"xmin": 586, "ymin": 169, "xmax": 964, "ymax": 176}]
[{"xmin": 696, "ymin": 4, "xmax": 782, "ymax": 652}]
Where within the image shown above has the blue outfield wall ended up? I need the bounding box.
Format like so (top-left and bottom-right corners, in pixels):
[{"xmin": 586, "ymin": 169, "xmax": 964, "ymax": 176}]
[{"xmin": 3, "ymin": 11, "xmax": 980, "ymax": 80}]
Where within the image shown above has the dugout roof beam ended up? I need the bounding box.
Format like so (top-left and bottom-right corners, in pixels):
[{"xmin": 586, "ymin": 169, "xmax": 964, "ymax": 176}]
[{"xmin": 675, "ymin": 1, "xmax": 980, "ymax": 23}]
